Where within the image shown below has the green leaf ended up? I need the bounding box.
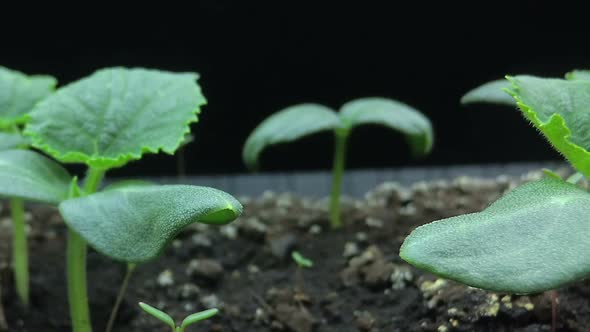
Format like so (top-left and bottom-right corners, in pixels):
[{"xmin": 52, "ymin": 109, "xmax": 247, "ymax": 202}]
[
  {"xmin": 506, "ymin": 75, "xmax": 590, "ymax": 179},
  {"xmin": 180, "ymin": 309, "xmax": 219, "ymax": 329},
  {"xmin": 0, "ymin": 66, "xmax": 57, "ymax": 128},
  {"xmin": 460, "ymin": 79, "xmax": 515, "ymax": 106},
  {"xmin": 138, "ymin": 302, "xmax": 175, "ymax": 329},
  {"xmin": 59, "ymin": 185, "xmax": 242, "ymax": 263},
  {"xmin": 242, "ymin": 104, "xmax": 339, "ymax": 170},
  {"xmin": 565, "ymin": 69, "xmax": 590, "ymax": 81},
  {"xmin": 102, "ymin": 179, "xmax": 157, "ymax": 192},
  {"xmin": 0, "ymin": 149, "xmax": 71, "ymax": 204},
  {"xmin": 339, "ymin": 97, "xmax": 433, "ymax": 156},
  {"xmin": 24, "ymin": 67, "xmax": 206, "ymax": 170},
  {"xmin": 0, "ymin": 132, "xmax": 29, "ymax": 150},
  {"xmin": 291, "ymin": 251, "xmax": 313, "ymax": 268},
  {"xmin": 401, "ymin": 178, "xmax": 590, "ymax": 294}
]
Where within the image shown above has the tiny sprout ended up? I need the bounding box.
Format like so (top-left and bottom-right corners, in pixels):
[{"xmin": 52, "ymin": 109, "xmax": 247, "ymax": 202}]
[
  {"xmin": 139, "ymin": 302, "xmax": 218, "ymax": 332},
  {"xmin": 292, "ymin": 251, "xmax": 313, "ymax": 268}
]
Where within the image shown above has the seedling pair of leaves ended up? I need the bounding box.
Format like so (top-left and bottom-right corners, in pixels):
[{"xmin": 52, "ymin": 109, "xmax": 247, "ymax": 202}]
[
  {"xmin": 139, "ymin": 302, "xmax": 218, "ymax": 332},
  {"xmin": 243, "ymin": 98, "xmax": 433, "ymax": 228},
  {"xmin": 0, "ymin": 67, "xmax": 243, "ymax": 332},
  {"xmin": 0, "ymin": 66, "xmax": 57, "ymax": 306},
  {"xmin": 401, "ymin": 75, "xmax": 590, "ymax": 294}
]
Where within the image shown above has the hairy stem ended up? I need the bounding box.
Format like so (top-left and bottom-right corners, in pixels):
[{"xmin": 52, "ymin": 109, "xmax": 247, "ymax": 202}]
[
  {"xmin": 329, "ymin": 130, "xmax": 349, "ymax": 229},
  {"xmin": 104, "ymin": 264, "xmax": 136, "ymax": 332},
  {"xmin": 67, "ymin": 168, "xmax": 105, "ymax": 332},
  {"xmin": 10, "ymin": 198, "xmax": 28, "ymax": 306}
]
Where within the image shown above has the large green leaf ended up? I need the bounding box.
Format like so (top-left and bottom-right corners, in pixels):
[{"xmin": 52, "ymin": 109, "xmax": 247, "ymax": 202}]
[
  {"xmin": 0, "ymin": 149, "xmax": 71, "ymax": 204},
  {"xmin": 339, "ymin": 97, "xmax": 433, "ymax": 156},
  {"xmin": 0, "ymin": 132, "xmax": 28, "ymax": 150},
  {"xmin": 460, "ymin": 79, "xmax": 515, "ymax": 106},
  {"xmin": 506, "ymin": 75, "xmax": 590, "ymax": 178},
  {"xmin": 24, "ymin": 67, "xmax": 205, "ymax": 170},
  {"xmin": 565, "ymin": 69, "xmax": 590, "ymax": 81},
  {"xmin": 242, "ymin": 104, "xmax": 340, "ymax": 170},
  {"xmin": 400, "ymin": 178, "xmax": 590, "ymax": 294},
  {"xmin": 59, "ymin": 185, "xmax": 242, "ymax": 263},
  {"xmin": 0, "ymin": 66, "xmax": 57, "ymax": 129}
]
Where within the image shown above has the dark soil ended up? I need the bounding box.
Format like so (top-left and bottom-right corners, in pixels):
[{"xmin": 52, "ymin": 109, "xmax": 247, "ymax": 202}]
[{"xmin": 2, "ymin": 170, "xmax": 589, "ymax": 332}]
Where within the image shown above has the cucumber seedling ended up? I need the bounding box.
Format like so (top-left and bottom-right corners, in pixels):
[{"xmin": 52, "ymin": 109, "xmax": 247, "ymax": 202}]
[
  {"xmin": 0, "ymin": 66, "xmax": 57, "ymax": 306},
  {"xmin": 139, "ymin": 302, "xmax": 218, "ymax": 332},
  {"xmin": 401, "ymin": 76, "xmax": 590, "ymax": 327},
  {"xmin": 0, "ymin": 67, "xmax": 242, "ymax": 332},
  {"xmin": 291, "ymin": 251, "xmax": 313, "ymax": 293},
  {"xmin": 243, "ymin": 98, "xmax": 433, "ymax": 228}
]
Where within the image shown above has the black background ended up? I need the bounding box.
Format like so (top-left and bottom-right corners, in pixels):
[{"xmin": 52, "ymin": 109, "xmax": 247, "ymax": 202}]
[{"xmin": 2, "ymin": 2, "xmax": 588, "ymax": 176}]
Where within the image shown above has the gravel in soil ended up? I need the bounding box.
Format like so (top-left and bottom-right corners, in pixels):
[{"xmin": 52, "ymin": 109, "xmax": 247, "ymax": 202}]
[{"xmin": 1, "ymin": 170, "xmax": 588, "ymax": 331}]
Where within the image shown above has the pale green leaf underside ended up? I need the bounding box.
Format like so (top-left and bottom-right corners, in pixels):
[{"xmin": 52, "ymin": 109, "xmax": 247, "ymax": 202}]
[
  {"xmin": 565, "ymin": 70, "xmax": 590, "ymax": 81},
  {"xmin": 401, "ymin": 178, "xmax": 590, "ymax": 294},
  {"xmin": 506, "ymin": 75, "xmax": 590, "ymax": 179},
  {"xmin": 0, "ymin": 132, "xmax": 29, "ymax": 150},
  {"xmin": 181, "ymin": 309, "xmax": 219, "ymax": 328},
  {"xmin": 59, "ymin": 185, "xmax": 242, "ymax": 263},
  {"xmin": 0, "ymin": 66, "xmax": 57, "ymax": 128},
  {"xmin": 0, "ymin": 149, "xmax": 71, "ymax": 204},
  {"xmin": 461, "ymin": 79, "xmax": 515, "ymax": 106},
  {"xmin": 243, "ymin": 104, "xmax": 340, "ymax": 170},
  {"xmin": 102, "ymin": 179, "xmax": 157, "ymax": 192},
  {"xmin": 139, "ymin": 302, "xmax": 175, "ymax": 329},
  {"xmin": 25, "ymin": 67, "xmax": 206, "ymax": 169},
  {"xmin": 339, "ymin": 97, "xmax": 433, "ymax": 156}
]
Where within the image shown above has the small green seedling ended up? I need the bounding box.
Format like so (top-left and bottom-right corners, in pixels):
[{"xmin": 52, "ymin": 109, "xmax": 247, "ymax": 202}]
[
  {"xmin": 243, "ymin": 98, "xmax": 433, "ymax": 228},
  {"xmin": 0, "ymin": 67, "xmax": 242, "ymax": 332},
  {"xmin": 0, "ymin": 66, "xmax": 57, "ymax": 306},
  {"xmin": 292, "ymin": 251, "xmax": 313, "ymax": 268},
  {"xmin": 139, "ymin": 302, "xmax": 218, "ymax": 332},
  {"xmin": 401, "ymin": 75, "xmax": 590, "ymax": 295}
]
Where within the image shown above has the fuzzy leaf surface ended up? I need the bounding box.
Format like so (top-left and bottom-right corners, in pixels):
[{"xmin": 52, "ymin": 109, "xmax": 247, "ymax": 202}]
[
  {"xmin": 0, "ymin": 66, "xmax": 56, "ymax": 128},
  {"xmin": 565, "ymin": 70, "xmax": 590, "ymax": 81},
  {"xmin": 0, "ymin": 132, "xmax": 28, "ymax": 150},
  {"xmin": 243, "ymin": 104, "xmax": 339, "ymax": 170},
  {"xmin": 460, "ymin": 79, "xmax": 514, "ymax": 106},
  {"xmin": 339, "ymin": 97, "xmax": 433, "ymax": 156},
  {"xmin": 0, "ymin": 149, "xmax": 71, "ymax": 203},
  {"xmin": 25, "ymin": 67, "xmax": 205, "ymax": 169},
  {"xmin": 507, "ymin": 75, "xmax": 590, "ymax": 178},
  {"xmin": 59, "ymin": 185, "xmax": 242, "ymax": 263},
  {"xmin": 401, "ymin": 178, "xmax": 590, "ymax": 294}
]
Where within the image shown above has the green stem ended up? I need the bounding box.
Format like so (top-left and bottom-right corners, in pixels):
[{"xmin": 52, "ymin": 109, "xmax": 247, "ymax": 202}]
[
  {"xmin": 10, "ymin": 198, "xmax": 28, "ymax": 307},
  {"xmin": 68, "ymin": 167, "xmax": 105, "ymax": 332},
  {"xmin": 329, "ymin": 130, "xmax": 349, "ymax": 229},
  {"xmin": 104, "ymin": 264, "xmax": 136, "ymax": 332}
]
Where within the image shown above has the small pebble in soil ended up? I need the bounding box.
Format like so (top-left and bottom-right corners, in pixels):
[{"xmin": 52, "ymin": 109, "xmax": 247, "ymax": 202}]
[
  {"xmin": 343, "ymin": 241, "xmax": 360, "ymax": 258},
  {"xmin": 390, "ymin": 264, "xmax": 413, "ymax": 290},
  {"xmin": 186, "ymin": 258, "xmax": 224, "ymax": 281},
  {"xmin": 365, "ymin": 217, "xmax": 384, "ymax": 228},
  {"xmin": 238, "ymin": 217, "xmax": 268, "ymax": 239},
  {"xmin": 355, "ymin": 232, "xmax": 368, "ymax": 243},
  {"xmin": 247, "ymin": 264, "xmax": 260, "ymax": 274},
  {"xmin": 200, "ymin": 294, "xmax": 223, "ymax": 308},
  {"xmin": 178, "ymin": 283, "xmax": 201, "ymax": 299},
  {"xmin": 267, "ymin": 232, "xmax": 296, "ymax": 259},
  {"xmin": 191, "ymin": 233, "xmax": 212, "ymax": 247},
  {"xmin": 220, "ymin": 224, "xmax": 238, "ymax": 239},
  {"xmin": 157, "ymin": 269, "xmax": 174, "ymax": 287},
  {"xmin": 354, "ymin": 310, "xmax": 376, "ymax": 331},
  {"xmin": 308, "ymin": 224, "xmax": 322, "ymax": 235}
]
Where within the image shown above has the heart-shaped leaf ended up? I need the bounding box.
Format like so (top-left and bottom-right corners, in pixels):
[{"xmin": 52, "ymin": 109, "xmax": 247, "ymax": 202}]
[
  {"xmin": 0, "ymin": 66, "xmax": 57, "ymax": 129},
  {"xmin": 460, "ymin": 79, "xmax": 515, "ymax": 106},
  {"xmin": 401, "ymin": 178, "xmax": 590, "ymax": 294},
  {"xmin": 506, "ymin": 75, "xmax": 590, "ymax": 179},
  {"xmin": 339, "ymin": 97, "xmax": 433, "ymax": 157},
  {"xmin": 243, "ymin": 104, "xmax": 340, "ymax": 170},
  {"xmin": 24, "ymin": 67, "xmax": 206, "ymax": 170},
  {"xmin": 0, "ymin": 132, "xmax": 29, "ymax": 150},
  {"xmin": 59, "ymin": 185, "xmax": 242, "ymax": 263},
  {"xmin": 0, "ymin": 149, "xmax": 72, "ymax": 204}
]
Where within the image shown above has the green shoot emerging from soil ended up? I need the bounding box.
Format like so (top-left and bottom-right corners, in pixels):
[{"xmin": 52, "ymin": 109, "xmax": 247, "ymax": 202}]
[
  {"xmin": 243, "ymin": 98, "xmax": 433, "ymax": 229},
  {"xmin": 0, "ymin": 66, "xmax": 57, "ymax": 306},
  {"xmin": 401, "ymin": 75, "xmax": 590, "ymax": 295},
  {"xmin": 292, "ymin": 251, "xmax": 313, "ymax": 269},
  {"xmin": 139, "ymin": 302, "xmax": 218, "ymax": 332},
  {"xmin": 0, "ymin": 67, "xmax": 243, "ymax": 332}
]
